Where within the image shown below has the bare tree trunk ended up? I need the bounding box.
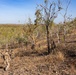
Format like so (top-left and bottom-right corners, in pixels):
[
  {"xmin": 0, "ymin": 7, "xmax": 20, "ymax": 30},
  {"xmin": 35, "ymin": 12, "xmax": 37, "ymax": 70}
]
[
  {"xmin": 63, "ymin": 27, "xmax": 66, "ymax": 43},
  {"xmin": 6, "ymin": 44, "xmax": 8, "ymax": 51},
  {"xmin": 57, "ymin": 33, "xmax": 60, "ymax": 43},
  {"xmin": 51, "ymin": 39, "xmax": 56, "ymax": 50},
  {"xmin": 46, "ymin": 25, "xmax": 51, "ymax": 54}
]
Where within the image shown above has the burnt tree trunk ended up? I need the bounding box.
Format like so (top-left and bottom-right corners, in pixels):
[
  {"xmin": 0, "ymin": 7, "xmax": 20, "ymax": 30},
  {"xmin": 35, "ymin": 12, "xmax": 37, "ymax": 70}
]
[
  {"xmin": 46, "ymin": 25, "xmax": 51, "ymax": 54},
  {"xmin": 46, "ymin": 24, "xmax": 56, "ymax": 54}
]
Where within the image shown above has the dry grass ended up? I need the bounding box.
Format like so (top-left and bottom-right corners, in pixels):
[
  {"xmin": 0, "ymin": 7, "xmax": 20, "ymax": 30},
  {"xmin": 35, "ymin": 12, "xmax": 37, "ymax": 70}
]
[
  {"xmin": 0, "ymin": 24, "xmax": 76, "ymax": 75},
  {"xmin": 56, "ymin": 51, "xmax": 65, "ymax": 61}
]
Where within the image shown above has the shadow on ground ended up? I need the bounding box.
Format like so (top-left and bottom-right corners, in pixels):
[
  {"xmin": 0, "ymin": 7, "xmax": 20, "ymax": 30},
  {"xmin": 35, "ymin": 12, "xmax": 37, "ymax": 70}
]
[{"xmin": 15, "ymin": 50, "xmax": 49, "ymax": 57}]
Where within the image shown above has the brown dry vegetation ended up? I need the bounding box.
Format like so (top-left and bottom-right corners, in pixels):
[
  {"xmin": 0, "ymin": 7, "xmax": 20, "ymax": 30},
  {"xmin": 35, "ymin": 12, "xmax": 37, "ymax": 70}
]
[{"xmin": 0, "ymin": 23, "xmax": 76, "ymax": 75}]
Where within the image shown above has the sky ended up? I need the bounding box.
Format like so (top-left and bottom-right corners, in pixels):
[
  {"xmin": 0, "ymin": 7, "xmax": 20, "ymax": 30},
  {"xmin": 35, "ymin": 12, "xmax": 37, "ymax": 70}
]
[{"xmin": 0, "ymin": 0, "xmax": 76, "ymax": 24}]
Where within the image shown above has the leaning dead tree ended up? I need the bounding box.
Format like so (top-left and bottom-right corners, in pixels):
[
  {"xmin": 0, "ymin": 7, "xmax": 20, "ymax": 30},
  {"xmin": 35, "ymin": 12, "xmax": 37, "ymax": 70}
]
[{"xmin": 36, "ymin": 0, "xmax": 62, "ymax": 54}]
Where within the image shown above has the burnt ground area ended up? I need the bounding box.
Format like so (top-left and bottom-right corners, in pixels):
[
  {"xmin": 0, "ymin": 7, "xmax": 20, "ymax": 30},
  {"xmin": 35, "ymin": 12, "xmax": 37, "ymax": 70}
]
[{"xmin": 0, "ymin": 34, "xmax": 76, "ymax": 75}]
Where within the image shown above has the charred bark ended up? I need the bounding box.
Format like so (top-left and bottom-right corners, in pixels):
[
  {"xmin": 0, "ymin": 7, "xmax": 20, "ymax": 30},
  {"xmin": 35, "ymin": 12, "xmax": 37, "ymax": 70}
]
[{"xmin": 46, "ymin": 25, "xmax": 51, "ymax": 54}]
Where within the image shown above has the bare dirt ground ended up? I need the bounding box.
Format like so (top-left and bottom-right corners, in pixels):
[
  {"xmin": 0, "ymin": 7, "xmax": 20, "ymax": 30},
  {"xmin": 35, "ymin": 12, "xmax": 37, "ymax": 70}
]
[{"xmin": 0, "ymin": 33, "xmax": 76, "ymax": 75}]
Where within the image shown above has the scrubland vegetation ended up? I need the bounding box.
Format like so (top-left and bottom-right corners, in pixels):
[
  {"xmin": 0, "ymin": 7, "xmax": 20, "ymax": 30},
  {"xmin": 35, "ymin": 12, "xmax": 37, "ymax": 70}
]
[
  {"xmin": 0, "ymin": 18, "xmax": 76, "ymax": 75},
  {"xmin": 0, "ymin": 0, "xmax": 76, "ymax": 75}
]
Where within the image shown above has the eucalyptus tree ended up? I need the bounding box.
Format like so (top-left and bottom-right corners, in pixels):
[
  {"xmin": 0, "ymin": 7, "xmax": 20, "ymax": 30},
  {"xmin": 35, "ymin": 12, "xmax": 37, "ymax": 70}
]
[
  {"xmin": 35, "ymin": 9, "xmax": 42, "ymax": 25},
  {"xmin": 35, "ymin": 0, "xmax": 62, "ymax": 54},
  {"xmin": 23, "ymin": 18, "xmax": 39, "ymax": 50},
  {"xmin": 60, "ymin": 0, "xmax": 71, "ymax": 42}
]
